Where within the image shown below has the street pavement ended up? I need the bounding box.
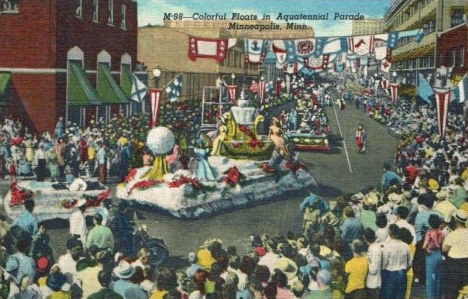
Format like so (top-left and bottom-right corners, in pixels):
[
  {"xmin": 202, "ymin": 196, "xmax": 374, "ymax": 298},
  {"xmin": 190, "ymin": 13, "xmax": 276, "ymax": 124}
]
[{"xmin": 0, "ymin": 98, "xmax": 400, "ymax": 269}]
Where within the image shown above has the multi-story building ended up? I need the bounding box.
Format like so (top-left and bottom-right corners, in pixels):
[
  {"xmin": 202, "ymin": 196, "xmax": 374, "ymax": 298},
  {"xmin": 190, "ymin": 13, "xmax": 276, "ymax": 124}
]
[
  {"xmin": 352, "ymin": 18, "xmax": 384, "ymax": 35},
  {"xmin": 384, "ymin": 0, "xmax": 465, "ymax": 86},
  {"xmin": 0, "ymin": 0, "xmax": 138, "ymax": 133},
  {"xmin": 436, "ymin": 23, "xmax": 467, "ymax": 86},
  {"xmin": 138, "ymin": 20, "xmax": 314, "ymax": 103}
]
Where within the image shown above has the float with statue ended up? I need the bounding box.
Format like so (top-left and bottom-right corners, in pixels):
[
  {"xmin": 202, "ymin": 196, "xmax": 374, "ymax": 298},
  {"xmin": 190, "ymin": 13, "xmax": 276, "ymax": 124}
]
[
  {"xmin": 286, "ymin": 92, "xmax": 330, "ymax": 151},
  {"xmin": 116, "ymin": 96, "xmax": 317, "ymax": 219},
  {"xmin": 3, "ymin": 180, "xmax": 110, "ymax": 221}
]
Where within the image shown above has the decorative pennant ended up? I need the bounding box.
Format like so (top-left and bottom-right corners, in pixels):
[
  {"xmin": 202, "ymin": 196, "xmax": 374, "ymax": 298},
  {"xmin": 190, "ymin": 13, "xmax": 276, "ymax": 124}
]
[
  {"xmin": 148, "ymin": 89, "xmax": 162, "ymax": 127},
  {"xmin": 373, "ymin": 34, "xmax": 389, "ymax": 60},
  {"xmin": 283, "ymin": 62, "xmax": 303, "ymax": 74},
  {"xmin": 188, "ymin": 36, "xmax": 229, "ymax": 63},
  {"xmin": 389, "ymin": 83, "xmax": 399, "ymax": 101},
  {"xmin": 381, "ymin": 58, "xmax": 392, "ymax": 73},
  {"xmin": 304, "ymin": 55, "xmax": 330, "ymax": 71},
  {"xmin": 284, "ymin": 39, "xmax": 297, "ymax": 63},
  {"xmin": 295, "ymin": 39, "xmax": 316, "ymax": 58},
  {"xmin": 244, "ymin": 39, "xmax": 268, "ymax": 64},
  {"xmin": 276, "ymin": 80, "xmax": 282, "ymax": 96},
  {"xmin": 387, "ymin": 32, "xmax": 399, "ymax": 49},
  {"xmin": 322, "ymin": 37, "xmax": 347, "ymax": 54},
  {"xmin": 381, "ymin": 78, "xmax": 388, "ymax": 90},
  {"xmin": 259, "ymin": 80, "xmax": 266, "ymax": 104},
  {"xmin": 348, "ymin": 35, "xmax": 375, "ymax": 56},
  {"xmin": 313, "ymin": 37, "xmax": 327, "ymax": 58},
  {"xmin": 272, "ymin": 40, "xmax": 287, "ymax": 66},
  {"xmin": 434, "ymin": 88, "xmax": 451, "ymax": 137},
  {"xmin": 226, "ymin": 85, "xmax": 237, "ymax": 104}
]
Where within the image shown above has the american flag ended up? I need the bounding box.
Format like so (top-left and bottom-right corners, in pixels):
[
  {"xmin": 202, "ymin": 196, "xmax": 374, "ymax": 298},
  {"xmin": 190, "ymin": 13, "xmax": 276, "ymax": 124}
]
[{"xmin": 249, "ymin": 80, "xmax": 260, "ymax": 93}]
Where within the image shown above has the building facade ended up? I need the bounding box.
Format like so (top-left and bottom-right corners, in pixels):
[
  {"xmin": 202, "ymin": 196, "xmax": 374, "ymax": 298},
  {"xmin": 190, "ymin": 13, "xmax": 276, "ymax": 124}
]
[
  {"xmin": 0, "ymin": 0, "xmax": 138, "ymax": 133},
  {"xmin": 138, "ymin": 20, "xmax": 314, "ymax": 104},
  {"xmin": 352, "ymin": 18, "xmax": 384, "ymax": 35},
  {"xmin": 384, "ymin": 0, "xmax": 466, "ymax": 86},
  {"xmin": 436, "ymin": 23, "xmax": 467, "ymax": 87}
]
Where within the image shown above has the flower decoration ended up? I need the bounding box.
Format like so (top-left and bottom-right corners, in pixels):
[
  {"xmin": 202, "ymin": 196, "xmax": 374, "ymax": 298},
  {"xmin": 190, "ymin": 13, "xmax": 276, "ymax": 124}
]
[
  {"xmin": 261, "ymin": 162, "xmax": 275, "ymax": 173},
  {"xmin": 223, "ymin": 166, "xmax": 246, "ymax": 187},
  {"xmin": 9, "ymin": 183, "xmax": 35, "ymax": 207},
  {"xmin": 124, "ymin": 168, "xmax": 139, "ymax": 183},
  {"xmin": 128, "ymin": 180, "xmax": 161, "ymax": 194},
  {"xmin": 167, "ymin": 176, "xmax": 200, "ymax": 190}
]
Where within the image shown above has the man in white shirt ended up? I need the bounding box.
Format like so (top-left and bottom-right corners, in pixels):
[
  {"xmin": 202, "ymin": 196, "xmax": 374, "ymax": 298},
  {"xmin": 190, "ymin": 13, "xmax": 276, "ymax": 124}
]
[
  {"xmin": 364, "ymin": 228, "xmax": 382, "ymax": 299},
  {"xmin": 69, "ymin": 199, "xmax": 88, "ymax": 246},
  {"xmin": 381, "ymin": 224, "xmax": 412, "ymax": 299},
  {"xmin": 395, "ymin": 206, "xmax": 416, "ymax": 245},
  {"xmin": 57, "ymin": 237, "xmax": 84, "ymax": 285}
]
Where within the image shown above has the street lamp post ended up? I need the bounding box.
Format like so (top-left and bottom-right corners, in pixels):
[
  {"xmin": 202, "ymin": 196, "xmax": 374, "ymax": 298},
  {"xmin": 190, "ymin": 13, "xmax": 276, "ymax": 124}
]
[
  {"xmin": 231, "ymin": 73, "xmax": 236, "ymax": 85},
  {"xmin": 152, "ymin": 65, "xmax": 161, "ymax": 88},
  {"xmin": 392, "ymin": 71, "xmax": 398, "ymax": 84}
]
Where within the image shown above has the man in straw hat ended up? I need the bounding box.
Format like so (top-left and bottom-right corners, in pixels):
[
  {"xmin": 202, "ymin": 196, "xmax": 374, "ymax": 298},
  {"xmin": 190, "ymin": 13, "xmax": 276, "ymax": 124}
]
[
  {"xmin": 441, "ymin": 209, "xmax": 468, "ymax": 299},
  {"xmin": 433, "ymin": 190, "xmax": 457, "ymax": 223},
  {"xmin": 111, "ymin": 260, "xmax": 147, "ymax": 299}
]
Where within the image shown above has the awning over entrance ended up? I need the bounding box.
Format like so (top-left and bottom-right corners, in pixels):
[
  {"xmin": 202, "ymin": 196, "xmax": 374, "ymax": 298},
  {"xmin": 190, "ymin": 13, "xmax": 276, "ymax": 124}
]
[
  {"xmin": 97, "ymin": 65, "xmax": 129, "ymax": 104},
  {"xmin": 68, "ymin": 63, "xmax": 102, "ymax": 106},
  {"xmin": 121, "ymin": 67, "xmax": 133, "ymax": 98},
  {"xmin": 0, "ymin": 72, "xmax": 11, "ymax": 106}
]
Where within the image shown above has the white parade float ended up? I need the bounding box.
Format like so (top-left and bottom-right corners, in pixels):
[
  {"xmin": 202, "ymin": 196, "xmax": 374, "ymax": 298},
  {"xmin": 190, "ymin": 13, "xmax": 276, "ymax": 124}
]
[
  {"xmin": 3, "ymin": 180, "xmax": 110, "ymax": 221},
  {"xmin": 117, "ymin": 101, "xmax": 317, "ymax": 219}
]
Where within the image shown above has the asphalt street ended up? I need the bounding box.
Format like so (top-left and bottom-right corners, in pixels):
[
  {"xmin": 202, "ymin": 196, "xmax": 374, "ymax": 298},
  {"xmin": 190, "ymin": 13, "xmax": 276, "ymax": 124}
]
[{"xmin": 0, "ymin": 98, "xmax": 400, "ymax": 270}]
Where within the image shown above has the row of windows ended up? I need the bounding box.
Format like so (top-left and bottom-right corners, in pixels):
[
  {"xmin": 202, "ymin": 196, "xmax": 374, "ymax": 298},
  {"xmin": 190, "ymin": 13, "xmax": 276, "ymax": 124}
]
[
  {"xmin": 388, "ymin": 0, "xmax": 434, "ymax": 29},
  {"xmin": 1, "ymin": 0, "xmax": 128, "ymax": 30},
  {"xmin": 75, "ymin": 0, "xmax": 127, "ymax": 30},
  {"xmin": 395, "ymin": 56, "xmax": 435, "ymax": 70},
  {"xmin": 441, "ymin": 46, "xmax": 465, "ymax": 67},
  {"xmin": 391, "ymin": 6, "xmax": 465, "ymax": 34}
]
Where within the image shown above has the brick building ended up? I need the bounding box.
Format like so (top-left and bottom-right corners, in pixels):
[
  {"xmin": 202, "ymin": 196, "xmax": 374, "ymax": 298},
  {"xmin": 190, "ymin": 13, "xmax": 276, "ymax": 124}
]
[
  {"xmin": 0, "ymin": 0, "xmax": 138, "ymax": 134},
  {"xmin": 384, "ymin": 0, "xmax": 466, "ymax": 86},
  {"xmin": 436, "ymin": 23, "xmax": 467, "ymax": 86}
]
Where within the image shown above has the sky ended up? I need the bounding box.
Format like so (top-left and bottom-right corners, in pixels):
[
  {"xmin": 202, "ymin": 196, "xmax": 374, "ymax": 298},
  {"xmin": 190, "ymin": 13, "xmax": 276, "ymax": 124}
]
[{"xmin": 138, "ymin": 0, "xmax": 391, "ymax": 36}]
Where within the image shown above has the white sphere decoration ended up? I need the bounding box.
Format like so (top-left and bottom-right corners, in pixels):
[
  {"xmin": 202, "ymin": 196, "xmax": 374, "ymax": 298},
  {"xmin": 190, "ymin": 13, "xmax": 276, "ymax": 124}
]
[{"xmin": 146, "ymin": 127, "xmax": 175, "ymax": 155}]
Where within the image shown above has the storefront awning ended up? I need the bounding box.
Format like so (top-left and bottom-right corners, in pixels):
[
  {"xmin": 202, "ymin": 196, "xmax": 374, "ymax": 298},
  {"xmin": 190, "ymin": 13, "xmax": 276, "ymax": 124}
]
[
  {"xmin": 68, "ymin": 63, "xmax": 102, "ymax": 106},
  {"xmin": 97, "ymin": 65, "xmax": 129, "ymax": 104},
  {"xmin": 120, "ymin": 67, "xmax": 133, "ymax": 98},
  {"xmin": 392, "ymin": 43, "xmax": 435, "ymax": 62},
  {"xmin": 0, "ymin": 72, "xmax": 11, "ymax": 106}
]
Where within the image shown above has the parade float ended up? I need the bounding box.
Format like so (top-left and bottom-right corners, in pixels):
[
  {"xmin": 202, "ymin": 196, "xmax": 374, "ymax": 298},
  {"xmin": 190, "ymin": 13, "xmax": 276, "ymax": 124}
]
[
  {"xmin": 116, "ymin": 98, "xmax": 317, "ymax": 219},
  {"xmin": 286, "ymin": 94, "xmax": 330, "ymax": 151},
  {"xmin": 3, "ymin": 180, "xmax": 110, "ymax": 221}
]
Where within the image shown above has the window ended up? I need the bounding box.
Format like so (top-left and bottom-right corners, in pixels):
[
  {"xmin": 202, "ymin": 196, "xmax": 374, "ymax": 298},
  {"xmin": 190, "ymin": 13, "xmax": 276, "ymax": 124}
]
[
  {"xmin": 120, "ymin": 4, "xmax": 126, "ymax": 29},
  {"xmin": 93, "ymin": 0, "xmax": 99, "ymax": 22},
  {"xmin": 451, "ymin": 10, "xmax": 464, "ymax": 27},
  {"xmin": 108, "ymin": 0, "xmax": 114, "ymax": 24},
  {"xmin": 458, "ymin": 47, "xmax": 465, "ymax": 66},
  {"xmin": 75, "ymin": 0, "xmax": 82, "ymax": 17},
  {"xmin": 1, "ymin": 0, "xmax": 19, "ymax": 13},
  {"xmin": 450, "ymin": 48, "xmax": 456, "ymax": 66}
]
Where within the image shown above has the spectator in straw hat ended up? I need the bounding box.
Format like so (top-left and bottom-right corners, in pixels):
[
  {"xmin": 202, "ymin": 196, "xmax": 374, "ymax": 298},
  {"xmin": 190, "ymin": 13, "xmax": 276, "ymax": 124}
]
[
  {"xmin": 433, "ymin": 190, "xmax": 457, "ymax": 223},
  {"xmin": 69, "ymin": 199, "xmax": 88, "ymax": 246},
  {"xmin": 111, "ymin": 260, "xmax": 147, "ymax": 299},
  {"xmin": 442, "ymin": 209, "xmax": 468, "ymax": 299}
]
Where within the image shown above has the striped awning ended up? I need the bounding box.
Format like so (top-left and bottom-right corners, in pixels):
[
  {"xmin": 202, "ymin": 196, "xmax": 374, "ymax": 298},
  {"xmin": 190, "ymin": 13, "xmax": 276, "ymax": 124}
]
[
  {"xmin": 97, "ymin": 64, "xmax": 129, "ymax": 104},
  {"xmin": 68, "ymin": 63, "xmax": 102, "ymax": 106}
]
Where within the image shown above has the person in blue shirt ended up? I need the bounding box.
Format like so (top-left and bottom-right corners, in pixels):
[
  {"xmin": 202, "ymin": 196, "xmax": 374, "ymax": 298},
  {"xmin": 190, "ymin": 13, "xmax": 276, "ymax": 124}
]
[
  {"xmin": 381, "ymin": 163, "xmax": 402, "ymax": 190},
  {"xmin": 11, "ymin": 199, "xmax": 38, "ymax": 238},
  {"xmin": 340, "ymin": 206, "xmax": 363, "ymax": 261}
]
